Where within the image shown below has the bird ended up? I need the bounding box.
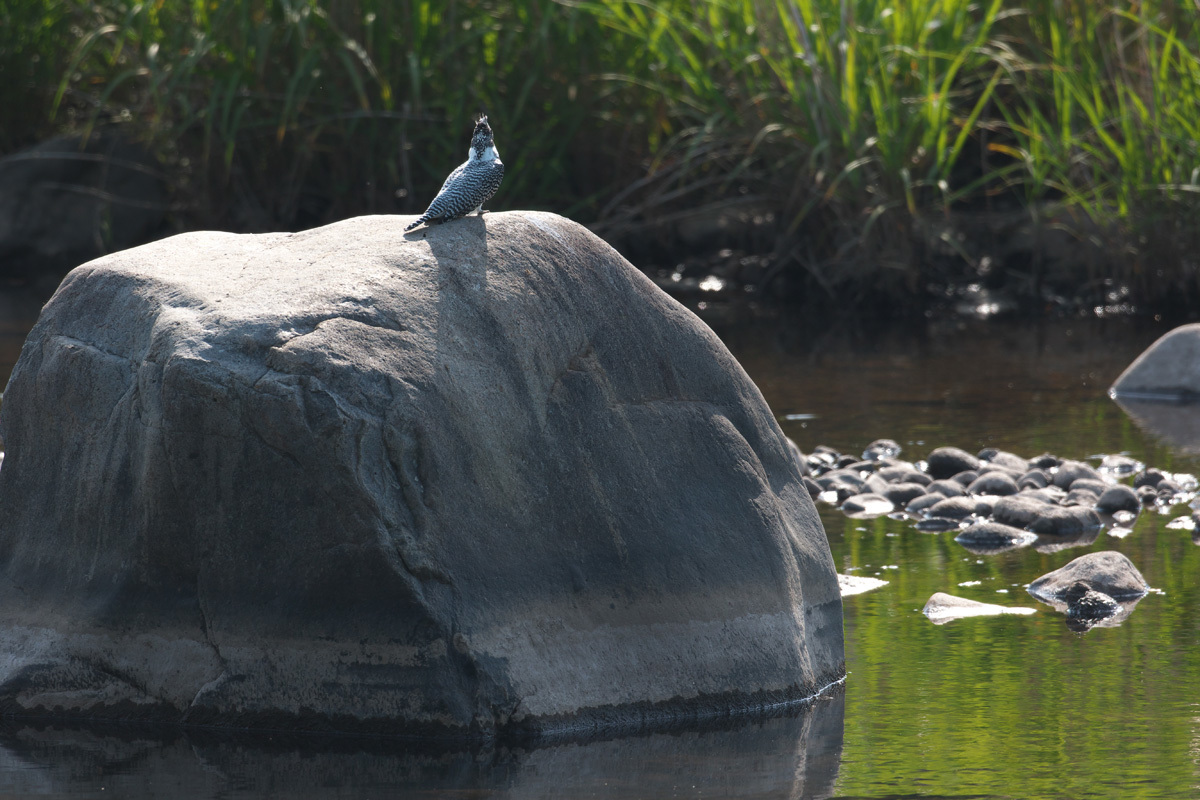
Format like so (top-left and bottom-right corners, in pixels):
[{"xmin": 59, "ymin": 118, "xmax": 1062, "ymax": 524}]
[{"xmin": 404, "ymin": 115, "xmax": 504, "ymax": 232}]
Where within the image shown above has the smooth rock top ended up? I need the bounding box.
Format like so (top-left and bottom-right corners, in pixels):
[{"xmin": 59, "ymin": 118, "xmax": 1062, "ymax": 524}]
[
  {"xmin": 1026, "ymin": 551, "xmax": 1150, "ymax": 602},
  {"xmin": 1111, "ymin": 324, "xmax": 1200, "ymax": 400},
  {"xmin": 0, "ymin": 212, "xmax": 843, "ymax": 737},
  {"xmin": 921, "ymin": 593, "xmax": 1036, "ymax": 625}
]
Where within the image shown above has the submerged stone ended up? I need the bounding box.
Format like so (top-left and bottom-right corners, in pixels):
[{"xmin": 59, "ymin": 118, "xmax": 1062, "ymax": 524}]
[{"xmin": 921, "ymin": 593, "xmax": 1037, "ymax": 625}]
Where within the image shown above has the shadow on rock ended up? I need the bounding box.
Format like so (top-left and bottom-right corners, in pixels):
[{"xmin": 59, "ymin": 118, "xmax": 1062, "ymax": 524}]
[{"xmin": 0, "ymin": 690, "xmax": 845, "ymax": 800}]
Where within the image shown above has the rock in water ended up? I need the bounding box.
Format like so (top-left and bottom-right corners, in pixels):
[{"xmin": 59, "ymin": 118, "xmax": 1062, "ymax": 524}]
[
  {"xmin": 0, "ymin": 212, "xmax": 843, "ymax": 737},
  {"xmin": 1110, "ymin": 323, "xmax": 1200, "ymax": 400}
]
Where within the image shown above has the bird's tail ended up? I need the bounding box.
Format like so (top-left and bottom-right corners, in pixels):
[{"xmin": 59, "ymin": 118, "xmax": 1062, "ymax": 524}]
[{"xmin": 404, "ymin": 215, "xmax": 430, "ymax": 232}]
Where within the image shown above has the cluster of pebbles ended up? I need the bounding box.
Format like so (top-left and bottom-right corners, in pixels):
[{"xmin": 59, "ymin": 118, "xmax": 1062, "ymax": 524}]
[{"xmin": 793, "ymin": 439, "xmax": 1174, "ymax": 629}]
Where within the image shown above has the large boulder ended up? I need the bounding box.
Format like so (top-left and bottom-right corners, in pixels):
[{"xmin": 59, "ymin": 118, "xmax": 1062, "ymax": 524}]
[
  {"xmin": 0, "ymin": 212, "xmax": 843, "ymax": 737},
  {"xmin": 1111, "ymin": 324, "xmax": 1200, "ymax": 401}
]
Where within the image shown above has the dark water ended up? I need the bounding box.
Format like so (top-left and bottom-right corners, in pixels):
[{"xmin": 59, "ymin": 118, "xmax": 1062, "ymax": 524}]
[{"xmin": 0, "ymin": 302, "xmax": 1197, "ymax": 799}]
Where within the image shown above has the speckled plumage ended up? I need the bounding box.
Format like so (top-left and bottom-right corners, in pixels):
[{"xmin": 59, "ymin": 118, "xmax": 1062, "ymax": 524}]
[{"xmin": 405, "ymin": 115, "xmax": 504, "ymax": 232}]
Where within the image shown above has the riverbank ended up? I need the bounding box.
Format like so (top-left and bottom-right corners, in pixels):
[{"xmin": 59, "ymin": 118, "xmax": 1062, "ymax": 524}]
[{"xmin": 2, "ymin": 1, "xmax": 1199, "ymax": 316}]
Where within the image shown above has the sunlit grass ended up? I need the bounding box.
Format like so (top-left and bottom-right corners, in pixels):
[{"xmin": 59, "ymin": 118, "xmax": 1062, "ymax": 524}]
[{"xmin": 5, "ymin": 0, "xmax": 1200, "ymax": 307}]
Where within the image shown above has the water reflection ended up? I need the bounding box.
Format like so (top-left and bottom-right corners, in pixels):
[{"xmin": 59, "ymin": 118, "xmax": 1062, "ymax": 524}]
[
  {"xmin": 0, "ymin": 692, "xmax": 844, "ymax": 799},
  {"xmin": 1112, "ymin": 397, "xmax": 1200, "ymax": 455}
]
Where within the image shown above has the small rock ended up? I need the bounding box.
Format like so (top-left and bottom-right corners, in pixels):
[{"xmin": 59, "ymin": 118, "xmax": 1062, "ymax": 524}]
[
  {"xmin": 1165, "ymin": 515, "xmax": 1196, "ymax": 530},
  {"xmin": 926, "ymin": 496, "xmax": 984, "ymax": 520},
  {"xmin": 915, "ymin": 517, "xmax": 964, "ymax": 532},
  {"xmin": 992, "ymin": 494, "xmax": 1056, "ymax": 528},
  {"xmin": 927, "ymin": 447, "xmax": 982, "ymax": 480},
  {"xmin": 864, "ymin": 474, "xmax": 891, "ymax": 495},
  {"xmin": 1136, "ymin": 485, "xmax": 1159, "ymax": 505},
  {"xmin": 880, "ymin": 482, "xmax": 928, "ymax": 505},
  {"xmin": 1156, "ymin": 479, "xmax": 1185, "ymax": 504},
  {"xmin": 977, "ymin": 448, "xmax": 1030, "ymax": 473},
  {"xmin": 1032, "ymin": 529, "xmax": 1101, "ymax": 554},
  {"xmin": 802, "ymin": 476, "xmax": 823, "ymax": 499},
  {"xmin": 921, "ymin": 592, "xmax": 1037, "ymax": 625},
  {"xmin": 876, "ymin": 466, "xmax": 931, "ymax": 485},
  {"xmin": 906, "ymin": 493, "xmax": 946, "ymax": 514},
  {"xmin": 1027, "ymin": 551, "xmax": 1150, "ymax": 602},
  {"xmin": 954, "ymin": 521, "xmax": 1038, "ymax": 554},
  {"xmin": 1095, "ymin": 484, "xmax": 1140, "ymax": 513},
  {"xmin": 1052, "ymin": 460, "xmax": 1103, "ymax": 489},
  {"xmin": 1017, "ymin": 469, "xmax": 1049, "ymax": 489},
  {"xmin": 952, "ymin": 470, "xmax": 980, "ymax": 486},
  {"xmin": 862, "ymin": 439, "xmax": 902, "ymax": 461},
  {"xmin": 1098, "ymin": 454, "xmax": 1144, "ymax": 478},
  {"xmin": 1134, "ymin": 468, "xmax": 1169, "ymax": 489},
  {"xmin": 927, "ymin": 479, "xmax": 966, "ymax": 497},
  {"xmin": 841, "ymin": 493, "xmax": 894, "ymax": 518},
  {"xmin": 1064, "ymin": 488, "xmax": 1101, "ymax": 507},
  {"xmin": 839, "ymin": 574, "xmax": 889, "ymax": 596},
  {"xmin": 1061, "ymin": 581, "xmax": 1121, "ymax": 620},
  {"xmin": 1030, "ymin": 453, "xmax": 1061, "ymax": 469},
  {"xmin": 966, "ymin": 472, "xmax": 1019, "ymax": 496},
  {"xmin": 1027, "ymin": 505, "xmax": 1102, "ymax": 536},
  {"xmin": 1069, "ymin": 478, "xmax": 1109, "ymax": 496}
]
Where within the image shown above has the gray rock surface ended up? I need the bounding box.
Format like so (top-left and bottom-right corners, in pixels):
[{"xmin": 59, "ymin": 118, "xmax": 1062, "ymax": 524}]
[
  {"xmin": 1110, "ymin": 323, "xmax": 1200, "ymax": 400},
  {"xmin": 926, "ymin": 447, "xmax": 980, "ymax": 479},
  {"xmin": 954, "ymin": 522, "xmax": 1037, "ymax": 555},
  {"xmin": 921, "ymin": 593, "xmax": 1036, "ymax": 625},
  {"xmin": 0, "ymin": 211, "xmax": 844, "ymax": 737},
  {"xmin": 1026, "ymin": 551, "xmax": 1150, "ymax": 602}
]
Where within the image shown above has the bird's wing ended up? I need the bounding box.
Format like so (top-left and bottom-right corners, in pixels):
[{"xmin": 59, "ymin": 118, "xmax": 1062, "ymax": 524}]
[{"xmin": 438, "ymin": 161, "xmax": 468, "ymax": 194}]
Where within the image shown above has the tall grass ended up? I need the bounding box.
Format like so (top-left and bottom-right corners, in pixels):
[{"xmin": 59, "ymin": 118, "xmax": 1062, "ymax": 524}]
[{"xmin": 9, "ymin": 0, "xmax": 1200, "ymax": 310}]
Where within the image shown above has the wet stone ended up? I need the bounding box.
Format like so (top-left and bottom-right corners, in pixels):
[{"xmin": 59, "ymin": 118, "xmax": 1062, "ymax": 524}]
[
  {"xmin": 921, "ymin": 593, "xmax": 1037, "ymax": 625},
  {"xmin": 966, "ymin": 472, "xmax": 1019, "ymax": 496},
  {"xmin": 915, "ymin": 517, "xmax": 964, "ymax": 532},
  {"xmin": 952, "ymin": 470, "xmax": 980, "ymax": 486},
  {"xmin": 1031, "ymin": 453, "xmax": 1061, "ymax": 470},
  {"xmin": 1062, "ymin": 582, "xmax": 1122, "ymax": 620},
  {"xmin": 1098, "ymin": 454, "xmax": 1144, "ymax": 478},
  {"xmin": 839, "ymin": 574, "xmax": 889, "ymax": 597},
  {"xmin": 1052, "ymin": 460, "xmax": 1103, "ymax": 490},
  {"xmin": 841, "ymin": 493, "xmax": 894, "ymax": 518},
  {"xmin": 977, "ymin": 448, "xmax": 1031, "ymax": 474},
  {"xmin": 1069, "ymin": 478, "xmax": 1109, "ymax": 496},
  {"xmin": 1134, "ymin": 468, "xmax": 1170, "ymax": 489},
  {"xmin": 1156, "ymin": 479, "xmax": 1184, "ymax": 503},
  {"xmin": 1027, "ymin": 551, "xmax": 1150, "ymax": 602},
  {"xmin": 1064, "ymin": 488, "xmax": 1101, "ymax": 506},
  {"xmin": 1017, "ymin": 470, "xmax": 1050, "ymax": 489},
  {"xmin": 954, "ymin": 521, "xmax": 1038, "ymax": 552},
  {"xmin": 906, "ymin": 493, "xmax": 946, "ymax": 514},
  {"xmin": 1027, "ymin": 505, "xmax": 1102, "ymax": 536},
  {"xmin": 802, "ymin": 476, "xmax": 822, "ymax": 500},
  {"xmin": 992, "ymin": 494, "xmax": 1057, "ymax": 529},
  {"xmin": 927, "ymin": 447, "xmax": 981, "ymax": 480},
  {"xmin": 927, "ymin": 479, "xmax": 966, "ymax": 497},
  {"xmin": 862, "ymin": 439, "xmax": 902, "ymax": 461},
  {"xmin": 1095, "ymin": 484, "xmax": 1140, "ymax": 513},
  {"xmin": 926, "ymin": 496, "xmax": 983, "ymax": 520},
  {"xmin": 1136, "ymin": 485, "xmax": 1159, "ymax": 505},
  {"xmin": 880, "ymin": 482, "xmax": 928, "ymax": 505}
]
